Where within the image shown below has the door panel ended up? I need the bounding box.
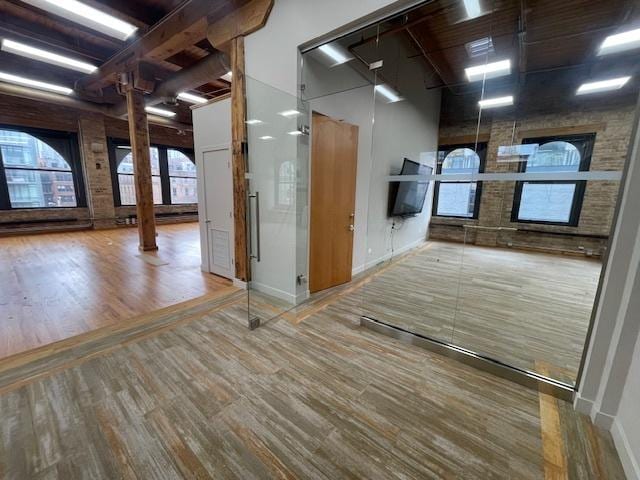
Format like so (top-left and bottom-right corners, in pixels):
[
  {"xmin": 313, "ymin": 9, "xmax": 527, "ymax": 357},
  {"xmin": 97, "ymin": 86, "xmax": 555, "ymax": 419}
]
[
  {"xmin": 309, "ymin": 112, "xmax": 359, "ymax": 293},
  {"xmin": 202, "ymin": 147, "xmax": 234, "ymax": 280}
]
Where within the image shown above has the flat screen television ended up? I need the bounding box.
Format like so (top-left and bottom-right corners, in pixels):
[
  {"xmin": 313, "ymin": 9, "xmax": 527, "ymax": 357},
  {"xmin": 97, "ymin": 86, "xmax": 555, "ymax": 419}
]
[{"xmin": 388, "ymin": 158, "xmax": 432, "ymax": 217}]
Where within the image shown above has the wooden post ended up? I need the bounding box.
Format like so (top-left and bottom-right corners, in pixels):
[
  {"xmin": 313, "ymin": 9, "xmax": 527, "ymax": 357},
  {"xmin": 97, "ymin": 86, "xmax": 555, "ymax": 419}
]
[
  {"xmin": 125, "ymin": 88, "xmax": 158, "ymax": 251},
  {"xmin": 230, "ymin": 36, "xmax": 249, "ymax": 281}
]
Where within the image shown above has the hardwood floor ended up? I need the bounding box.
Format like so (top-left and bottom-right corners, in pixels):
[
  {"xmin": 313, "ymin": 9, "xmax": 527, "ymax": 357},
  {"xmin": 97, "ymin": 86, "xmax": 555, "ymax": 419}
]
[
  {"xmin": 359, "ymin": 241, "xmax": 601, "ymax": 385},
  {"xmin": 0, "ymin": 223, "xmax": 231, "ymax": 359},
  {"xmin": 0, "ymin": 287, "xmax": 625, "ymax": 479}
]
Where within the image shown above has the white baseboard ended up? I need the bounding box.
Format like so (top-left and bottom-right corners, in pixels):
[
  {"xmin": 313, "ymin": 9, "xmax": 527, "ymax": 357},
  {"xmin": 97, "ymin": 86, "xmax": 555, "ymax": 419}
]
[
  {"xmin": 612, "ymin": 417, "xmax": 640, "ymax": 480},
  {"xmin": 251, "ymin": 281, "xmax": 297, "ymax": 305},
  {"xmin": 294, "ymin": 289, "xmax": 310, "ymax": 305},
  {"xmin": 352, "ymin": 239, "xmax": 427, "ymax": 276},
  {"xmin": 593, "ymin": 411, "xmax": 616, "ymax": 430},
  {"xmin": 573, "ymin": 395, "xmax": 594, "ymax": 416}
]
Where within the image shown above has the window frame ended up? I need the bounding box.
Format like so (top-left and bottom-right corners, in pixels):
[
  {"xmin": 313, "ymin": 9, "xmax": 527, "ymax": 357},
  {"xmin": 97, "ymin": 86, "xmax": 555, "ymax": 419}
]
[
  {"xmin": 432, "ymin": 142, "xmax": 487, "ymax": 220},
  {"xmin": 108, "ymin": 138, "xmax": 196, "ymax": 207},
  {"xmin": 0, "ymin": 124, "xmax": 86, "ymax": 210},
  {"xmin": 511, "ymin": 134, "xmax": 594, "ymax": 227}
]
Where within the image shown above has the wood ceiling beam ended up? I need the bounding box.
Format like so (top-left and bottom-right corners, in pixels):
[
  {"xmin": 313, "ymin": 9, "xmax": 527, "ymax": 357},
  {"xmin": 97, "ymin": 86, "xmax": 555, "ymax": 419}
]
[
  {"xmin": 206, "ymin": 0, "xmax": 273, "ymax": 51},
  {"xmin": 76, "ymin": 0, "xmax": 247, "ymax": 92}
]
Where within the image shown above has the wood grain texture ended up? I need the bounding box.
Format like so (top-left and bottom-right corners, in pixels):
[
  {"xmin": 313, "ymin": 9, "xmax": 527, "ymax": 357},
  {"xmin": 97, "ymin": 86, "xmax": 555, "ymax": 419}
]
[
  {"xmin": 230, "ymin": 35, "xmax": 249, "ymax": 282},
  {"xmin": 309, "ymin": 113, "xmax": 359, "ymax": 293},
  {"xmin": 359, "ymin": 241, "xmax": 600, "ymax": 385},
  {"xmin": 0, "ymin": 282, "xmax": 625, "ymax": 479},
  {"xmin": 0, "ymin": 223, "xmax": 231, "ymax": 359},
  {"xmin": 125, "ymin": 88, "xmax": 157, "ymax": 251}
]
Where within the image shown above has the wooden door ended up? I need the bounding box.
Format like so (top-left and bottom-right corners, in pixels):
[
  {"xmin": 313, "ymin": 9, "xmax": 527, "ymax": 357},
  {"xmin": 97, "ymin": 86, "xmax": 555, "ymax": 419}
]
[{"xmin": 309, "ymin": 112, "xmax": 359, "ymax": 293}]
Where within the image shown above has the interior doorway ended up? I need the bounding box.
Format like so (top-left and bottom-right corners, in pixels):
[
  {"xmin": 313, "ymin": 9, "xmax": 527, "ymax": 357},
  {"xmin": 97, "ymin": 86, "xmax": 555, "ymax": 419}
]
[{"xmin": 309, "ymin": 112, "xmax": 359, "ymax": 293}]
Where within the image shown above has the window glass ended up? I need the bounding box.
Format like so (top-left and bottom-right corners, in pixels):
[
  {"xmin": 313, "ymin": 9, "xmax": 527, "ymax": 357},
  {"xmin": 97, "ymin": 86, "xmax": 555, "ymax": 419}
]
[
  {"xmin": 436, "ymin": 147, "xmax": 481, "ymax": 218},
  {"xmin": 518, "ymin": 183, "xmax": 576, "ymax": 223},
  {"xmin": 525, "ymin": 141, "xmax": 580, "ymax": 172},
  {"xmin": 441, "ymin": 148, "xmax": 481, "ymax": 174},
  {"xmin": 516, "ymin": 141, "xmax": 584, "ymax": 224},
  {"xmin": 167, "ymin": 149, "xmax": 196, "ymax": 177},
  {"xmin": 116, "ymin": 146, "xmax": 162, "ymax": 205},
  {"xmin": 0, "ymin": 129, "xmax": 77, "ymax": 208},
  {"xmin": 170, "ymin": 177, "xmax": 197, "ymax": 204}
]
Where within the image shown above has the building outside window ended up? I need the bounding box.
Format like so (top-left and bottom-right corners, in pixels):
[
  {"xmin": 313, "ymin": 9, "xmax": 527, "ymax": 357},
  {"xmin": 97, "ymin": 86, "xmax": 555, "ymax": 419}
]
[
  {"xmin": 108, "ymin": 139, "xmax": 196, "ymax": 206},
  {"xmin": 433, "ymin": 143, "xmax": 486, "ymax": 218},
  {"xmin": 0, "ymin": 127, "xmax": 84, "ymax": 209},
  {"xmin": 512, "ymin": 135, "xmax": 594, "ymax": 226}
]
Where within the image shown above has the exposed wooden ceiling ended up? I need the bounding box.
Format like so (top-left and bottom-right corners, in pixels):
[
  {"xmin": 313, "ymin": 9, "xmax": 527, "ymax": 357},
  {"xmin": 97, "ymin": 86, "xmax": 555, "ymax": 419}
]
[{"xmin": 0, "ymin": 0, "xmax": 241, "ymax": 125}]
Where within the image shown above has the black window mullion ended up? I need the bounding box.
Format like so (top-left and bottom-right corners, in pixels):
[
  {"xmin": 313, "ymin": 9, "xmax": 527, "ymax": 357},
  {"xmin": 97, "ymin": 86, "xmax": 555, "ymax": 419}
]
[
  {"xmin": 0, "ymin": 149, "xmax": 10, "ymax": 210},
  {"xmin": 158, "ymin": 147, "xmax": 170, "ymax": 205}
]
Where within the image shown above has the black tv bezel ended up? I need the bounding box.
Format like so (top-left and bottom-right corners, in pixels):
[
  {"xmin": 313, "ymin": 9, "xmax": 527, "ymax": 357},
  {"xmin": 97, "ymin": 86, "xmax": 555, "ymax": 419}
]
[{"xmin": 388, "ymin": 158, "xmax": 431, "ymax": 218}]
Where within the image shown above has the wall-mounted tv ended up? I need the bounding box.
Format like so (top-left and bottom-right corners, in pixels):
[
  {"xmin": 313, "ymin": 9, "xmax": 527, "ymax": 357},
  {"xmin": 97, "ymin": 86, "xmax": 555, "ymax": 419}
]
[{"xmin": 388, "ymin": 158, "xmax": 432, "ymax": 217}]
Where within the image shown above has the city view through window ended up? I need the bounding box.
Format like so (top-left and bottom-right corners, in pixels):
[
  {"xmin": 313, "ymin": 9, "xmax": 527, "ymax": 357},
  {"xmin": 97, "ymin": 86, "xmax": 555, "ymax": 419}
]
[{"xmin": 0, "ymin": 129, "xmax": 78, "ymax": 208}]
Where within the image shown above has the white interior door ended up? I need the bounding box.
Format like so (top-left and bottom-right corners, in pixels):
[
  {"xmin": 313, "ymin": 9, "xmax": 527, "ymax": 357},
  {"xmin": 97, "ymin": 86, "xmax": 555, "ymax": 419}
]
[{"xmin": 202, "ymin": 146, "xmax": 234, "ymax": 280}]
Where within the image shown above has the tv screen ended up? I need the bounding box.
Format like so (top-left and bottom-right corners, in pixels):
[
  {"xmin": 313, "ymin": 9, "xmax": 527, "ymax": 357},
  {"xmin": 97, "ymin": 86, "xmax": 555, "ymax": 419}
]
[{"xmin": 389, "ymin": 158, "xmax": 432, "ymax": 217}]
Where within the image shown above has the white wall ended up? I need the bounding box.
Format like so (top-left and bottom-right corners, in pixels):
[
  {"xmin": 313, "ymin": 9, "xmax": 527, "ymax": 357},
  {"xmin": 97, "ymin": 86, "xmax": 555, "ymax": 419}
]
[
  {"xmin": 192, "ymin": 98, "xmax": 232, "ymax": 274},
  {"xmin": 245, "ymin": 0, "xmax": 421, "ymax": 95},
  {"xmin": 576, "ymin": 96, "xmax": 640, "ymax": 480}
]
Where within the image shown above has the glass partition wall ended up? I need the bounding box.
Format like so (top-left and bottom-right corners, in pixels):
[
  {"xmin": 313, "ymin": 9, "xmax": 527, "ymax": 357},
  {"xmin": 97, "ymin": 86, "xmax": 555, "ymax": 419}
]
[{"xmin": 296, "ymin": 0, "xmax": 639, "ymax": 394}]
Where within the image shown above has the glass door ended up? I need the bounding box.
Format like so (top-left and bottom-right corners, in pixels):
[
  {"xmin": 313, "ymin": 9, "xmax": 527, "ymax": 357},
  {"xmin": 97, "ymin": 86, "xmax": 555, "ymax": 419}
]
[{"xmin": 245, "ymin": 75, "xmax": 309, "ymax": 326}]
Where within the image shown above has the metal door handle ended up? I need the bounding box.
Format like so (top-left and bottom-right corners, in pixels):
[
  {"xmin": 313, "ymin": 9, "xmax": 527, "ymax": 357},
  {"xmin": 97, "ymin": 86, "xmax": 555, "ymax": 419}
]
[
  {"xmin": 249, "ymin": 192, "xmax": 261, "ymax": 262},
  {"xmin": 349, "ymin": 225, "xmax": 354, "ymax": 232}
]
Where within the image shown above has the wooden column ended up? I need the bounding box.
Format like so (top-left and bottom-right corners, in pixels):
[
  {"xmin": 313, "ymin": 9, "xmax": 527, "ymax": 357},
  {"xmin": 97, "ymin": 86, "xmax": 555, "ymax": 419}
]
[
  {"xmin": 230, "ymin": 36, "xmax": 249, "ymax": 281},
  {"xmin": 125, "ymin": 88, "xmax": 158, "ymax": 251}
]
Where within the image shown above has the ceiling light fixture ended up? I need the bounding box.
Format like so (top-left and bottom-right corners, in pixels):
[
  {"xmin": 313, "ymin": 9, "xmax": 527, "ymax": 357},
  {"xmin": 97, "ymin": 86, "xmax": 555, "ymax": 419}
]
[
  {"xmin": 577, "ymin": 77, "xmax": 631, "ymax": 95},
  {"xmin": 318, "ymin": 43, "xmax": 350, "ymax": 66},
  {"xmin": 21, "ymin": 0, "xmax": 137, "ymax": 41},
  {"xmin": 221, "ymin": 71, "xmax": 232, "ymax": 82},
  {"xmin": 465, "ymin": 59, "xmax": 511, "ymax": 82},
  {"xmin": 0, "ymin": 71, "xmax": 73, "ymax": 95},
  {"xmin": 598, "ymin": 28, "xmax": 640, "ymax": 55},
  {"xmin": 278, "ymin": 109, "xmax": 301, "ymax": 118},
  {"xmin": 1, "ymin": 39, "xmax": 97, "ymax": 73},
  {"xmin": 463, "ymin": 0, "xmax": 482, "ymax": 19},
  {"xmin": 478, "ymin": 95, "xmax": 514, "ymax": 108},
  {"xmin": 246, "ymin": 119, "xmax": 263, "ymax": 125},
  {"xmin": 288, "ymin": 130, "xmax": 303, "ymax": 136},
  {"xmin": 375, "ymin": 84, "xmax": 403, "ymax": 103},
  {"xmin": 259, "ymin": 135, "xmax": 274, "ymax": 140},
  {"xmin": 145, "ymin": 106, "xmax": 176, "ymax": 118},
  {"xmin": 177, "ymin": 92, "xmax": 207, "ymax": 104}
]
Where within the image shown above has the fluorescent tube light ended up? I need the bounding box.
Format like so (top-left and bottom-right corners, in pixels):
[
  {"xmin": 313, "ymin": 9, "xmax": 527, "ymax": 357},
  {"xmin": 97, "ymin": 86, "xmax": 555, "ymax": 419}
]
[
  {"xmin": 177, "ymin": 92, "xmax": 207, "ymax": 104},
  {"xmin": 599, "ymin": 28, "xmax": 640, "ymax": 55},
  {"xmin": 478, "ymin": 95, "xmax": 513, "ymax": 108},
  {"xmin": 278, "ymin": 109, "xmax": 301, "ymax": 118},
  {"xmin": 21, "ymin": 0, "xmax": 137, "ymax": 41},
  {"xmin": 465, "ymin": 59, "xmax": 511, "ymax": 82},
  {"xmin": 0, "ymin": 71, "xmax": 72, "ymax": 95},
  {"xmin": 145, "ymin": 106, "xmax": 176, "ymax": 118},
  {"xmin": 1, "ymin": 39, "xmax": 97, "ymax": 73},
  {"xmin": 246, "ymin": 119, "xmax": 263, "ymax": 125},
  {"xmin": 374, "ymin": 84, "xmax": 402, "ymax": 103},
  {"xmin": 463, "ymin": 0, "xmax": 482, "ymax": 19},
  {"xmin": 576, "ymin": 77, "xmax": 631, "ymax": 95},
  {"xmin": 288, "ymin": 130, "xmax": 303, "ymax": 136},
  {"xmin": 259, "ymin": 135, "xmax": 274, "ymax": 140},
  {"xmin": 318, "ymin": 44, "xmax": 350, "ymax": 66},
  {"xmin": 221, "ymin": 71, "xmax": 232, "ymax": 82}
]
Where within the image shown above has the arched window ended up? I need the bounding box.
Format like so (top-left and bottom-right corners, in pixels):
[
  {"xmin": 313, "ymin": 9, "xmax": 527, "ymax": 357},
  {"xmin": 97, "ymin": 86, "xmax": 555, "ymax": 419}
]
[
  {"xmin": 0, "ymin": 128, "xmax": 82, "ymax": 209},
  {"xmin": 434, "ymin": 145, "xmax": 485, "ymax": 218},
  {"xmin": 513, "ymin": 136, "xmax": 593, "ymax": 225},
  {"xmin": 116, "ymin": 146, "xmax": 162, "ymax": 205},
  {"xmin": 168, "ymin": 149, "xmax": 197, "ymax": 204},
  {"xmin": 276, "ymin": 160, "xmax": 295, "ymax": 207},
  {"xmin": 109, "ymin": 140, "xmax": 196, "ymax": 206}
]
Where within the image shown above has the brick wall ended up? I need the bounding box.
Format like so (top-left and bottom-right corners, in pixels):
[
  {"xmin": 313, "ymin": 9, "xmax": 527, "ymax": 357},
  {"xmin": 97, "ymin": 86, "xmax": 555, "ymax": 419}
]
[
  {"xmin": 0, "ymin": 94, "xmax": 196, "ymax": 233},
  {"xmin": 431, "ymin": 104, "xmax": 636, "ymax": 256}
]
